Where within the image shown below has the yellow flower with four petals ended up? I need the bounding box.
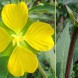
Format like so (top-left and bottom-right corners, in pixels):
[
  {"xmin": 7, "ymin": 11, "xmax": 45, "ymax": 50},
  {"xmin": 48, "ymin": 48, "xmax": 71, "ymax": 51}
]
[{"xmin": 0, "ymin": 2, "xmax": 54, "ymax": 77}]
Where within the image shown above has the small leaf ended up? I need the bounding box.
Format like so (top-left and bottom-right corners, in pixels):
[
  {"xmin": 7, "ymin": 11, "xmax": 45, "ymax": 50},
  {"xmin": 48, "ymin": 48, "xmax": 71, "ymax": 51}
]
[
  {"xmin": 66, "ymin": 5, "xmax": 75, "ymax": 24},
  {"xmin": 66, "ymin": 6, "xmax": 78, "ymax": 29},
  {"xmin": 29, "ymin": 3, "xmax": 55, "ymax": 14}
]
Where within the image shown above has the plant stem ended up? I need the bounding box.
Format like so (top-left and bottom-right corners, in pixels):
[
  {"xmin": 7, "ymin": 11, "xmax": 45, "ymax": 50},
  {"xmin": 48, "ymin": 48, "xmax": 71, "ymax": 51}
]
[
  {"xmin": 65, "ymin": 27, "xmax": 78, "ymax": 78},
  {"xmin": 38, "ymin": 62, "xmax": 48, "ymax": 78}
]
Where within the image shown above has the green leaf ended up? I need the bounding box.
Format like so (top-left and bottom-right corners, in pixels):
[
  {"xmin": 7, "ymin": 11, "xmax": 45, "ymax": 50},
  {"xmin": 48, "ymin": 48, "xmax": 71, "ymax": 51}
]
[
  {"xmin": 20, "ymin": 41, "xmax": 39, "ymax": 54},
  {"xmin": 0, "ymin": 56, "xmax": 9, "ymax": 77},
  {"xmin": 74, "ymin": 20, "xmax": 78, "ymax": 28},
  {"xmin": 29, "ymin": 3, "xmax": 55, "ymax": 14},
  {"xmin": 29, "ymin": 14, "xmax": 53, "ymax": 21},
  {"xmin": 26, "ymin": 0, "xmax": 32, "ymax": 3},
  {"xmin": 66, "ymin": 5, "xmax": 78, "ymax": 28},
  {"xmin": 45, "ymin": 49, "xmax": 55, "ymax": 72},
  {"xmin": 73, "ymin": 39, "xmax": 78, "ymax": 63},
  {"xmin": 0, "ymin": 21, "xmax": 15, "ymax": 35},
  {"xmin": 66, "ymin": 5, "xmax": 75, "ymax": 23},
  {"xmin": 56, "ymin": 23, "xmax": 71, "ymax": 78},
  {"xmin": 1, "ymin": 1, "xmax": 10, "ymax": 6},
  {"xmin": 45, "ymin": 49, "xmax": 55, "ymax": 78},
  {"xmin": 57, "ymin": 0, "xmax": 78, "ymax": 4},
  {"xmin": 21, "ymin": 19, "xmax": 34, "ymax": 35}
]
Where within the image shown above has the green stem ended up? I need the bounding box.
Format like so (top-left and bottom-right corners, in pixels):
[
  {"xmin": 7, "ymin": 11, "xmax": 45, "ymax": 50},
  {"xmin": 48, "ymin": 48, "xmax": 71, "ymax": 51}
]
[{"xmin": 38, "ymin": 62, "xmax": 48, "ymax": 78}]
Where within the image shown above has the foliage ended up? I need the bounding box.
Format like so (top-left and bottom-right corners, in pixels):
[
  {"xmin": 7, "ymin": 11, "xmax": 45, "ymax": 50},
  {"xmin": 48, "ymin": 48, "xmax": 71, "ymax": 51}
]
[{"xmin": 56, "ymin": 0, "xmax": 78, "ymax": 78}]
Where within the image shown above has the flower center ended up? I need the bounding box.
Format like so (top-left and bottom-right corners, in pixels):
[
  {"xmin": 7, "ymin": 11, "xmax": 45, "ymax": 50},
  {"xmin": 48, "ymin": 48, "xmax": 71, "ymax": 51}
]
[{"xmin": 12, "ymin": 33, "xmax": 24, "ymax": 46}]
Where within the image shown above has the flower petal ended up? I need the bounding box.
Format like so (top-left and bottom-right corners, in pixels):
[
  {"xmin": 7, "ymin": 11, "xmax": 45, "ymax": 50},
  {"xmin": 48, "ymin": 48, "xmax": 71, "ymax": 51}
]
[
  {"xmin": 8, "ymin": 46, "xmax": 38, "ymax": 76},
  {"xmin": 0, "ymin": 27, "xmax": 11, "ymax": 52},
  {"xmin": 2, "ymin": 2, "xmax": 28, "ymax": 34},
  {"xmin": 24, "ymin": 22, "xmax": 54, "ymax": 51}
]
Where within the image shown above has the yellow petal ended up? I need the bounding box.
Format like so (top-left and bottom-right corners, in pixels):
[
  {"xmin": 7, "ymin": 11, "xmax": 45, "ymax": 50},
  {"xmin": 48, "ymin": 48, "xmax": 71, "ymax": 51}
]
[
  {"xmin": 25, "ymin": 22, "xmax": 54, "ymax": 51},
  {"xmin": 8, "ymin": 46, "xmax": 38, "ymax": 76},
  {"xmin": 2, "ymin": 2, "xmax": 28, "ymax": 34},
  {"xmin": 0, "ymin": 27, "xmax": 11, "ymax": 52}
]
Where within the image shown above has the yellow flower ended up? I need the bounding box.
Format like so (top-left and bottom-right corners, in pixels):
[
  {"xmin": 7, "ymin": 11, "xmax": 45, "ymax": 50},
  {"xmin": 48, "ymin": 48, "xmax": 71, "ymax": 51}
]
[{"xmin": 0, "ymin": 2, "xmax": 54, "ymax": 77}]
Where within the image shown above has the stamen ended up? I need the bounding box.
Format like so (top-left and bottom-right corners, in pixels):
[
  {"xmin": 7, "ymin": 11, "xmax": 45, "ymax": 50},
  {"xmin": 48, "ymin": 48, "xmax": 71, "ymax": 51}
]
[{"xmin": 11, "ymin": 33, "xmax": 24, "ymax": 46}]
